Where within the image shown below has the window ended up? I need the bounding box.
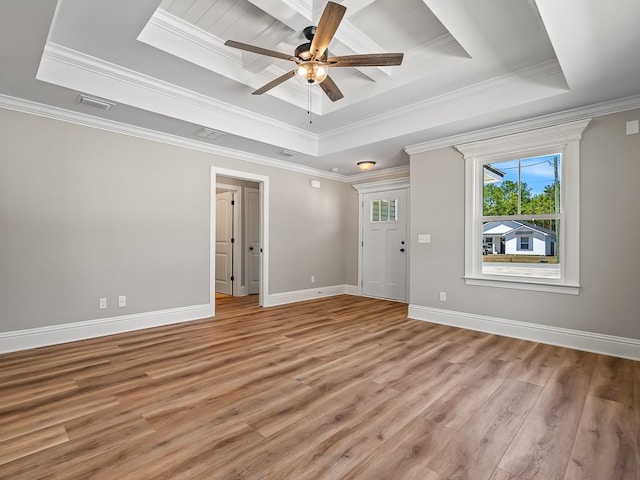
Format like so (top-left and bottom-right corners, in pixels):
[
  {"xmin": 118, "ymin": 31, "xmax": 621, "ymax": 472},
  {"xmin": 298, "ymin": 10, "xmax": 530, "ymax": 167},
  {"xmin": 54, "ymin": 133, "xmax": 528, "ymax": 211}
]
[
  {"xmin": 371, "ymin": 198, "xmax": 397, "ymax": 223},
  {"xmin": 456, "ymin": 119, "xmax": 590, "ymax": 294},
  {"xmin": 482, "ymin": 154, "xmax": 560, "ymax": 273},
  {"xmin": 518, "ymin": 236, "xmax": 530, "ymax": 251}
]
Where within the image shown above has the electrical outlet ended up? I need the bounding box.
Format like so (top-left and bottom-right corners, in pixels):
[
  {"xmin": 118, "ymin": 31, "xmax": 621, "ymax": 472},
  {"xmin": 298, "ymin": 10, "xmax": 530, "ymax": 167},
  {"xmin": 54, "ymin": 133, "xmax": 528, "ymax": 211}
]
[
  {"xmin": 118, "ymin": 295, "xmax": 126, "ymax": 307},
  {"xmin": 311, "ymin": 275, "xmax": 316, "ymax": 283},
  {"xmin": 99, "ymin": 297, "xmax": 107, "ymax": 309},
  {"xmin": 439, "ymin": 292, "xmax": 447, "ymax": 302}
]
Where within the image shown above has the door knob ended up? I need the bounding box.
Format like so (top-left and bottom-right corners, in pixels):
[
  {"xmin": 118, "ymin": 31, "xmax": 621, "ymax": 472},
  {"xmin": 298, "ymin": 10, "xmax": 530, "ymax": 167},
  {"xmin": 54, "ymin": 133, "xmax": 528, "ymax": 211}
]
[
  {"xmin": 249, "ymin": 247, "xmax": 254, "ymax": 251},
  {"xmin": 400, "ymin": 248, "xmax": 405, "ymax": 252}
]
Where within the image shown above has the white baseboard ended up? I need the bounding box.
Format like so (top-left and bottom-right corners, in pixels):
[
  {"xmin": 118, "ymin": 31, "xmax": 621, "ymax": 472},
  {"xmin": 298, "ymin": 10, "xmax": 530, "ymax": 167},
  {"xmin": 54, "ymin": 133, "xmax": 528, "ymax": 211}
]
[
  {"xmin": 408, "ymin": 304, "xmax": 640, "ymax": 361},
  {"xmin": 264, "ymin": 285, "xmax": 358, "ymax": 307},
  {"xmin": 0, "ymin": 304, "xmax": 213, "ymax": 354}
]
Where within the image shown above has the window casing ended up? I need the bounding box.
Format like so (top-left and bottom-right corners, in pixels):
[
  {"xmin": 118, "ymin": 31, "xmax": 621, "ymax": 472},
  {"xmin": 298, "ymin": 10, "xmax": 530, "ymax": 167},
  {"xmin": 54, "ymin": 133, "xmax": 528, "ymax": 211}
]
[{"xmin": 456, "ymin": 119, "xmax": 590, "ymax": 294}]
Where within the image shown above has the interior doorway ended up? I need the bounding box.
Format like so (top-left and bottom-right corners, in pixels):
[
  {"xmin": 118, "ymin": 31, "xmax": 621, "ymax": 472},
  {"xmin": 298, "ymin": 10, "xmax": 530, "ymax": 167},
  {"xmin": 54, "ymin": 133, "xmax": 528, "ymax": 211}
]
[
  {"xmin": 211, "ymin": 167, "xmax": 269, "ymax": 316},
  {"xmin": 215, "ymin": 177, "xmax": 260, "ymax": 298}
]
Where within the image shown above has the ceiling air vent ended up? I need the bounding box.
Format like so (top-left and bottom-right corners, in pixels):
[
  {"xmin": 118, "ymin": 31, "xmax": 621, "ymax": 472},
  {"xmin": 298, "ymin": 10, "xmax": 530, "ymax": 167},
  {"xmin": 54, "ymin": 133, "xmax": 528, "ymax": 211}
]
[
  {"xmin": 193, "ymin": 127, "xmax": 226, "ymax": 141},
  {"xmin": 279, "ymin": 150, "xmax": 297, "ymax": 157},
  {"xmin": 76, "ymin": 94, "xmax": 115, "ymax": 110}
]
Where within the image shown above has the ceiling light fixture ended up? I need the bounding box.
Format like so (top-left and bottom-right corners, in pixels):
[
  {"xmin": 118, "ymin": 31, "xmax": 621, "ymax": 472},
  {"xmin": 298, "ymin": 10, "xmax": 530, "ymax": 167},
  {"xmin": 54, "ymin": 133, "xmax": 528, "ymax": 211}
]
[
  {"xmin": 296, "ymin": 61, "xmax": 328, "ymax": 85},
  {"xmin": 357, "ymin": 161, "xmax": 376, "ymax": 172}
]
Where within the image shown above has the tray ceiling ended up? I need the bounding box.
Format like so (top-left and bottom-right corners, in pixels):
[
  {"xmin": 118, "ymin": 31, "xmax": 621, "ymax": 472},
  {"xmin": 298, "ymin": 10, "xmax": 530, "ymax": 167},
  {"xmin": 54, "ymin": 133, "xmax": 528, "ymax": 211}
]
[{"xmin": 1, "ymin": 0, "xmax": 640, "ymax": 176}]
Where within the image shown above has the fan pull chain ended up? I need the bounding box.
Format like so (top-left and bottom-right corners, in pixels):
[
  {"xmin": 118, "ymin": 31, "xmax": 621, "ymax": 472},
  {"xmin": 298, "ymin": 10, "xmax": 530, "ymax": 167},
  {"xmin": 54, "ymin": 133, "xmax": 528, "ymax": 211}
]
[{"xmin": 308, "ymin": 84, "xmax": 312, "ymax": 124}]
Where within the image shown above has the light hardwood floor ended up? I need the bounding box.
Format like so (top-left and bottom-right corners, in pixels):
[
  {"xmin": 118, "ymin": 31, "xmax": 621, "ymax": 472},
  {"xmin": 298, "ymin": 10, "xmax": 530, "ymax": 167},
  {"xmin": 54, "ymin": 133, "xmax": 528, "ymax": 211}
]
[{"xmin": 0, "ymin": 295, "xmax": 637, "ymax": 479}]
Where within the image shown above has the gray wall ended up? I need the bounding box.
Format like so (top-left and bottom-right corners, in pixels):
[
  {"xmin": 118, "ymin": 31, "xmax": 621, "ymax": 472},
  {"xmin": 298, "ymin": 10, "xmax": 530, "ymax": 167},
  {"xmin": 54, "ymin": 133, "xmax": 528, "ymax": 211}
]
[
  {"xmin": 0, "ymin": 108, "xmax": 354, "ymax": 332},
  {"xmin": 409, "ymin": 109, "xmax": 640, "ymax": 339}
]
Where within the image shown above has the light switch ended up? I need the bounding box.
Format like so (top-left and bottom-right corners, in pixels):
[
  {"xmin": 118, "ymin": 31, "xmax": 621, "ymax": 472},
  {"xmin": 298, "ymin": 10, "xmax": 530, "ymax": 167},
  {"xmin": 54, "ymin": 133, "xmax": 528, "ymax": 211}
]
[
  {"xmin": 418, "ymin": 234, "xmax": 431, "ymax": 244},
  {"xmin": 626, "ymin": 120, "xmax": 639, "ymax": 135}
]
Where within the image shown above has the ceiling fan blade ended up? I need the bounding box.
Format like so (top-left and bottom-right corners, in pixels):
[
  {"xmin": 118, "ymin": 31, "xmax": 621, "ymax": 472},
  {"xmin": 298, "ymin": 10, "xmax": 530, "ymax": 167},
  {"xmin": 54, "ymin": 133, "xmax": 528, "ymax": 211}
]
[
  {"xmin": 252, "ymin": 70, "xmax": 296, "ymax": 95},
  {"xmin": 225, "ymin": 40, "xmax": 297, "ymax": 62},
  {"xmin": 327, "ymin": 53, "xmax": 404, "ymax": 67},
  {"xmin": 310, "ymin": 2, "xmax": 347, "ymax": 61},
  {"xmin": 320, "ymin": 75, "xmax": 344, "ymax": 102}
]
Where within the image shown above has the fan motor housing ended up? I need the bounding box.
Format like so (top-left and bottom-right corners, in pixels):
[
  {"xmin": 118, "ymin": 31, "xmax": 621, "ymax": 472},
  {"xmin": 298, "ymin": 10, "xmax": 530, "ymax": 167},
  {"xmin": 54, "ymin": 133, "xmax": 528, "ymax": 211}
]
[
  {"xmin": 295, "ymin": 42, "xmax": 313, "ymax": 60},
  {"xmin": 295, "ymin": 42, "xmax": 328, "ymax": 61}
]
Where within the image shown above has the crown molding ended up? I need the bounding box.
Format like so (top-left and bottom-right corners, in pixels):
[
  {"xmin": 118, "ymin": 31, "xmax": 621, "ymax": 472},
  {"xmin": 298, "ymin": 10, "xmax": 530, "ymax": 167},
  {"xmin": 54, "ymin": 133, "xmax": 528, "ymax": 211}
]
[
  {"xmin": 319, "ymin": 58, "xmax": 566, "ymax": 156},
  {"xmin": 348, "ymin": 164, "xmax": 410, "ymax": 182},
  {"xmin": 352, "ymin": 177, "xmax": 410, "ymax": 193},
  {"xmin": 455, "ymin": 118, "xmax": 591, "ymax": 159},
  {"xmin": 0, "ymin": 94, "xmax": 352, "ymax": 180},
  {"xmin": 405, "ymin": 93, "xmax": 640, "ymax": 155},
  {"xmin": 38, "ymin": 42, "xmax": 319, "ymax": 156},
  {"xmin": 140, "ymin": 9, "xmax": 328, "ymax": 113}
]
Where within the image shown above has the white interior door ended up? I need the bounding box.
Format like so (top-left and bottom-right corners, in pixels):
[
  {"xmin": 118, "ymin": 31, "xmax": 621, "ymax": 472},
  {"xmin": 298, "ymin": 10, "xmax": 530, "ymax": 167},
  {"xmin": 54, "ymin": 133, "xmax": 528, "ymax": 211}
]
[
  {"xmin": 215, "ymin": 191, "xmax": 234, "ymax": 295},
  {"xmin": 362, "ymin": 189, "xmax": 407, "ymax": 301},
  {"xmin": 245, "ymin": 187, "xmax": 260, "ymax": 295}
]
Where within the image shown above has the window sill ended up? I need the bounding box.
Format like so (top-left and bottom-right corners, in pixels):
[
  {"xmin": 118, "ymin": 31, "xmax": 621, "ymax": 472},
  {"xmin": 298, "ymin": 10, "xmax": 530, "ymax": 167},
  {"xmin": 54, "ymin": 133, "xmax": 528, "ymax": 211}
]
[{"xmin": 464, "ymin": 275, "xmax": 580, "ymax": 295}]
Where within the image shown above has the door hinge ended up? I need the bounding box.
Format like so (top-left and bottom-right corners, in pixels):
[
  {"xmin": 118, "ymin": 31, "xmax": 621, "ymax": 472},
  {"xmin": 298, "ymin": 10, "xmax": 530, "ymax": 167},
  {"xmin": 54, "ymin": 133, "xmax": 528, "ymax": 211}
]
[
  {"xmin": 231, "ymin": 237, "xmax": 235, "ymax": 243},
  {"xmin": 230, "ymin": 275, "xmax": 235, "ymax": 281},
  {"xmin": 361, "ymin": 241, "xmax": 364, "ymax": 247},
  {"xmin": 231, "ymin": 200, "xmax": 235, "ymax": 206}
]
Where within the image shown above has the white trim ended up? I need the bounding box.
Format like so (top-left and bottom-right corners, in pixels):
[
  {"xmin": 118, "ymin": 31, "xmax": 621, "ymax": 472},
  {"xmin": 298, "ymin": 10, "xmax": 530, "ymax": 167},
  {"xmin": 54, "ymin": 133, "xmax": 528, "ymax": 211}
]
[
  {"xmin": 348, "ymin": 165, "xmax": 410, "ymax": 182},
  {"xmin": 321, "ymin": 59, "xmax": 566, "ymax": 156},
  {"xmin": 352, "ymin": 177, "xmax": 410, "ymax": 194},
  {"xmin": 458, "ymin": 120, "xmax": 588, "ymax": 293},
  {"xmin": 264, "ymin": 285, "xmax": 356, "ymax": 307},
  {"xmin": 212, "ymin": 167, "xmax": 269, "ymax": 309},
  {"xmin": 0, "ymin": 94, "xmax": 401, "ymax": 182},
  {"xmin": 138, "ymin": 9, "xmax": 327, "ymax": 114},
  {"xmin": 0, "ymin": 304, "xmax": 212, "ymax": 354},
  {"xmin": 352, "ymin": 178, "xmax": 410, "ymax": 302},
  {"xmin": 408, "ymin": 305, "xmax": 640, "ymax": 361},
  {"xmin": 455, "ymin": 119, "xmax": 591, "ymax": 160},
  {"xmin": 37, "ymin": 43, "xmax": 318, "ymax": 156},
  {"xmin": 405, "ymin": 94, "xmax": 640, "ymax": 155},
  {"xmin": 463, "ymin": 276, "xmax": 579, "ymax": 295}
]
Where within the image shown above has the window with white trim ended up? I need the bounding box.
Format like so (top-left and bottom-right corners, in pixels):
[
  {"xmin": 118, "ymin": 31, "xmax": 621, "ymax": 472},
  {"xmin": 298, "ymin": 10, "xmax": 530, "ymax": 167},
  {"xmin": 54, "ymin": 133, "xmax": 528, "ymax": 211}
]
[{"xmin": 456, "ymin": 119, "xmax": 590, "ymax": 294}]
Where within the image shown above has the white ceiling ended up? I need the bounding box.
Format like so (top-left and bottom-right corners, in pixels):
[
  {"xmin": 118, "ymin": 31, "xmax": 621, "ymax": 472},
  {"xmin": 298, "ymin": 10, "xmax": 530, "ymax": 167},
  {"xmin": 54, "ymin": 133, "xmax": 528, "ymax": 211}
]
[{"xmin": 2, "ymin": 0, "xmax": 640, "ymax": 177}]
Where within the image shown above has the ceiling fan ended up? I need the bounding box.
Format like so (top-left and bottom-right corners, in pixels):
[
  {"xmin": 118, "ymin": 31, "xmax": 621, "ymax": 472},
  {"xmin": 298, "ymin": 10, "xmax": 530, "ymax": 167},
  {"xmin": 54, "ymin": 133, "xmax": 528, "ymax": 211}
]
[{"xmin": 224, "ymin": 1, "xmax": 404, "ymax": 102}]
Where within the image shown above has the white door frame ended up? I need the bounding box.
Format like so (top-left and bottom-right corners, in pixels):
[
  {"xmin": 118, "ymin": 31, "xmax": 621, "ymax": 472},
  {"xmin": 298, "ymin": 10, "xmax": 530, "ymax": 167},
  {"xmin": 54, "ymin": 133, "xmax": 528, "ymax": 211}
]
[
  {"xmin": 216, "ymin": 183, "xmax": 244, "ymax": 296},
  {"xmin": 211, "ymin": 167, "xmax": 269, "ymax": 316},
  {"xmin": 244, "ymin": 186, "xmax": 260, "ymax": 296},
  {"xmin": 353, "ymin": 178, "xmax": 410, "ymax": 300}
]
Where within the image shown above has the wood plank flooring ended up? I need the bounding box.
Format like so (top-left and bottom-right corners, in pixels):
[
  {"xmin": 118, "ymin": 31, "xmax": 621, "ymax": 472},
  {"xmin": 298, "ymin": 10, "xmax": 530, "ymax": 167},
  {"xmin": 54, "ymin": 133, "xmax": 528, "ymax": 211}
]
[{"xmin": 0, "ymin": 294, "xmax": 638, "ymax": 479}]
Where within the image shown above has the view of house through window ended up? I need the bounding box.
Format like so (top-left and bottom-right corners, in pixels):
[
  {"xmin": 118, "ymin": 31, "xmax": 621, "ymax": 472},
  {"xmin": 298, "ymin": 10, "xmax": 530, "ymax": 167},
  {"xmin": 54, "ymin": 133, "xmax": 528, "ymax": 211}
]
[{"xmin": 482, "ymin": 154, "xmax": 561, "ymax": 279}]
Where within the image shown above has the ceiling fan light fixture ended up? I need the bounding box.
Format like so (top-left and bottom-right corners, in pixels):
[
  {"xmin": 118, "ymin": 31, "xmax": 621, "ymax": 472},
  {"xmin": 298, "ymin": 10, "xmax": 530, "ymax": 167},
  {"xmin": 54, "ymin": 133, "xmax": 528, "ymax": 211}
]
[
  {"xmin": 357, "ymin": 161, "xmax": 376, "ymax": 172},
  {"xmin": 296, "ymin": 61, "xmax": 328, "ymax": 84}
]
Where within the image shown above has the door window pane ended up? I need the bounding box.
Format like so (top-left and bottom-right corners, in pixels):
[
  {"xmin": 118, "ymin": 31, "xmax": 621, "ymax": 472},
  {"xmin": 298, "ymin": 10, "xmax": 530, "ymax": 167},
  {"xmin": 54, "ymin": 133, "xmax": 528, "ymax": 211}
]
[{"xmin": 371, "ymin": 199, "xmax": 398, "ymax": 223}]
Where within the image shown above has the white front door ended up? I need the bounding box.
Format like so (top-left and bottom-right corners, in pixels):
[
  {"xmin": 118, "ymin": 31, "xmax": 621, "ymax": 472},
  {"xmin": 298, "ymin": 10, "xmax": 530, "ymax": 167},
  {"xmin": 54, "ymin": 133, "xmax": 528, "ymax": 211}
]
[
  {"xmin": 215, "ymin": 191, "xmax": 234, "ymax": 295},
  {"xmin": 362, "ymin": 189, "xmax": 407, "ymax": 301},
  {"xmin": 245, "ymin": 187, "xmax": 260, "ymax": 295}
]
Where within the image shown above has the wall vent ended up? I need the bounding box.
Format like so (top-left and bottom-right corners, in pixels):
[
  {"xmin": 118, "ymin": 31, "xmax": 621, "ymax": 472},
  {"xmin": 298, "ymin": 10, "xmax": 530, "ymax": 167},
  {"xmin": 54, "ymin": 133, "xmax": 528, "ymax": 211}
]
[
  {"xmin": 76, "ymin": 94, "xmax": 115, "ymax": 110},
  {"xmin": 193, "ymin": 127, "xmax": 226, "ymax": 141}
]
